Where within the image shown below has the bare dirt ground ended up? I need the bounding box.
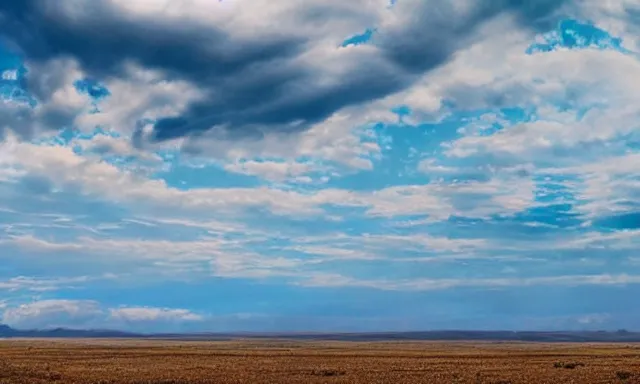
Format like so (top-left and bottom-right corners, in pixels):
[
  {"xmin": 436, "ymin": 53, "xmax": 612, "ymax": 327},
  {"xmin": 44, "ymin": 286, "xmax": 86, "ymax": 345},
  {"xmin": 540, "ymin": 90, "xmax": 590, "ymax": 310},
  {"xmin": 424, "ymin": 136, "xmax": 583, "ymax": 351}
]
[{"xmin": 1, "ymin": 338, "xmax": 640, "ymax": 383}]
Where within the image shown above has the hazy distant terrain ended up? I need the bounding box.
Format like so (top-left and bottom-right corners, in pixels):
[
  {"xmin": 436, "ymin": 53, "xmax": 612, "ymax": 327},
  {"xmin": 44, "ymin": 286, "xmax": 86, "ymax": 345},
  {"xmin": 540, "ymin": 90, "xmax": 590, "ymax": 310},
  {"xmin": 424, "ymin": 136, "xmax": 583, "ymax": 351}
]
[{"xmin": 2, "ymin": 324, "xmax": 640, "ymax": 342}]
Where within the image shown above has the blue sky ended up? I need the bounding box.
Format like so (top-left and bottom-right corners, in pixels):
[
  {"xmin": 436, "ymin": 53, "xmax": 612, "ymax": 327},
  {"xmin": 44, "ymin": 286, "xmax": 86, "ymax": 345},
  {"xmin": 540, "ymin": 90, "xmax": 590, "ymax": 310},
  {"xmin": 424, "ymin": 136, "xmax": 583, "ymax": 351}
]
[{"xmin": 0, "ymin": 0, "xmax": 639, "ymax": 332}]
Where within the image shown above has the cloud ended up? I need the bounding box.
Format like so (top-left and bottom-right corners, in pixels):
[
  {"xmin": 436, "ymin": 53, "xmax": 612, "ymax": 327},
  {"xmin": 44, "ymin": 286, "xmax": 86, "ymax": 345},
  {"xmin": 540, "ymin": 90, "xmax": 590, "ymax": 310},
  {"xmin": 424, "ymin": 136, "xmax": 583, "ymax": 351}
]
[
  {"xmin": 1, "ymin": 300, "xmax": 202, "ymax": 331},
  {"xmin": 2, "ymin": 234, "xmax": 308, "ymax": 281},
  {"xmin": 0, "ymin": 136, "xmax": 539, "ymax": 219},
  {"xmin": 0, "ymin": 1, "xmax": 639, "ymax": 333},
  {"xmin": 108, "ymin": 307, "xmax": 203, "ymax": 322},
  {"xmin": 0, "ymin": 0, "xmax": 568, "ymax": 144},
  {"xmin": 0, "ymin": 276, "xmax": 91, "ymax": 292},
  {"xmin": 0, "ymin": 57, "xmax": 91, "ymax": 139},
  {"xmin": 393, "ymin": 16, "xmax": 640, "ymax": 230},
  {"xmin": 555, "ymin": 154, "xmax": 640, "ymax": 221},
  {"xmin": 577, "ymin": 313, "xmax": 611, "ymax": 325},
  {"xmin": 223, "ymin": 159, "xmax": 318, "ymax": 183},
  {"xmin": 73, "ymin": 133, "xmax": 162, "ymax": 165},
  {"xmin": 0, "ymin": 138, "xmax": 327, "ymax": 215},
  {"xmin": 300, "ymin": 273, "xmax": 640, "ymax": 291},
  {"xmin": 1, "ymin": 300, "xmax": 104, "ymax": 329},
  {"xmin": 556, "ymin": 229, "xmax": 640, "ymax": 250},
  {"xmin": 179, "ymin": 110, "xmax": 385, "ymax": 170}
]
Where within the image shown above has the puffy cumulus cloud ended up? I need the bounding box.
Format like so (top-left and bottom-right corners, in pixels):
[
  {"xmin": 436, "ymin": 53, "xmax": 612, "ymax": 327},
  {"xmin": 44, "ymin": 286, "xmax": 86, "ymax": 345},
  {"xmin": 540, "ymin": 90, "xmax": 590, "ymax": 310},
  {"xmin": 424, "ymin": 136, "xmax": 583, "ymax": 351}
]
[
  {"xmin": 0, "ymin": 0, "xmax": 567, "ymax": 144},
  {"xmin": 1, "ymin": 300, "xmax": 203, "ymax": 331},
  {"xmin": 378, "ymin": 4, "xmax": 639, "ymax": 119},
  {"xmin": 180, "ymin": 110, "xmax": 385, "ymax": 172},
  {"xmin": 440, "ymin": 46, "xmax": 640, "ymax": 163},
  {"xmin": 1, "ymin": 300, "xmax": 104, "ymax": 329},
  {"xmin": 73, "ymin": 133, "xmax": 162, "ymax": 165},
  {"xmin": 73, "ymin": 63, "xmax": 206, "ymax": 137},
  {"xmin": 0, "ymin": 57, "xmax": 92, "ymax": 139},
  {"xmin": 397, "ymin": 13, "xmax": 640, "ymax": 228},
  {"xmin": 572, "ymin": 0, "xmax": 640, "ymax": 50}
]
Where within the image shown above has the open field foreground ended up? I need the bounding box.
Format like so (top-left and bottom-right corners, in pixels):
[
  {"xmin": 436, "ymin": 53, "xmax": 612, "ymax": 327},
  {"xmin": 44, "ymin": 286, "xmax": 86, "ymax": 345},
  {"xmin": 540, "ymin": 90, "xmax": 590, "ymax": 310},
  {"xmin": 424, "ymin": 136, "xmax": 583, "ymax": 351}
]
[{"xmin": 1, "ymin": 339, "xmax": 640, "ymax": 383}]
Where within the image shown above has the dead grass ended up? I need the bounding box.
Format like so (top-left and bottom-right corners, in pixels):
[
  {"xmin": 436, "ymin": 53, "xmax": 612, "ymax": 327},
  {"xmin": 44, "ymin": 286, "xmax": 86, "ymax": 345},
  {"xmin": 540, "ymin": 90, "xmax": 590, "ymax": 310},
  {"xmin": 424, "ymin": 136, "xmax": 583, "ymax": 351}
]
[{"xmin": 0, "ymin": 339, "xmax": 639, "ymax": 383}]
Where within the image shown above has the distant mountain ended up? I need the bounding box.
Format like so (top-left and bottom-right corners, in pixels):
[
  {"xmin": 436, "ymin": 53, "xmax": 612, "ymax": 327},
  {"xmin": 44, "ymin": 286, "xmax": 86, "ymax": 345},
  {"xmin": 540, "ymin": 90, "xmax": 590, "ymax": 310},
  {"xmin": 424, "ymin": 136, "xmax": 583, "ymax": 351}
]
[
  {"xmin": 1, "ymin": 324, "xmax": 640, "ymax": 342},
  {"xmin": 0, "ymin": 324, "xmax": 140, "ymax": 338},
  {"xmin": 0, "ymin": 324, "xmax": 16, "ymax": 337}
]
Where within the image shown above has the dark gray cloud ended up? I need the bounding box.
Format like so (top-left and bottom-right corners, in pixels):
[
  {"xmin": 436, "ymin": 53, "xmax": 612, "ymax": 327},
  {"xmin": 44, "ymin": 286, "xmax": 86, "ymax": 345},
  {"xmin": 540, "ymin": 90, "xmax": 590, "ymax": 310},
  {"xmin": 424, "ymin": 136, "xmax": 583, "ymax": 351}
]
[{"xmin": 0, "ymin": 0, "xmax": 568, "ymax": 143}]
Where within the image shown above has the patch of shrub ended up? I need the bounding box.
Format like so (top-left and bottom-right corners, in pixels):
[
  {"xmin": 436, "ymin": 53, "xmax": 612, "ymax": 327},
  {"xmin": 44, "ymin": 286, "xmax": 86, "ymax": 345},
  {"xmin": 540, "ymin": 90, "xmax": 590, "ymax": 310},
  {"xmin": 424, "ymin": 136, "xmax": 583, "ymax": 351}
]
[
  {"xmin": 616, "ymin": 371, "xmax": 633, "ymax": 380},
  {"xmin": 310, "ymin": 369, "xmax": 346, "ymax": 377},
  {"xmin": 553, "ymin": 361, "xmax": 584, "ymax": 369}
]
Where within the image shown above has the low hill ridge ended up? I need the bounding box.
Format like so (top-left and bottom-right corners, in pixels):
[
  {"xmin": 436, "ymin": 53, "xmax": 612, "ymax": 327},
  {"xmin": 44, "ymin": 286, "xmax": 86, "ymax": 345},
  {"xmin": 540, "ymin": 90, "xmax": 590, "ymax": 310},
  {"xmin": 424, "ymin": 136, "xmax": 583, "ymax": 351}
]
[{"xmin": 1, "ymin": 324, "xmax": 638, "ymax": 342}]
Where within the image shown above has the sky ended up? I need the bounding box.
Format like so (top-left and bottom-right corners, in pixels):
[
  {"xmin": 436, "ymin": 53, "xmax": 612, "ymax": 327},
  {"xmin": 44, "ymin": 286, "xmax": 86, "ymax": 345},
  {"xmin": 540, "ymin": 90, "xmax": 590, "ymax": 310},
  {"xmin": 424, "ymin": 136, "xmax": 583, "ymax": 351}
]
[{"xmin": 0, "ymin": 0, "xmax": 638, "ymax": 333}]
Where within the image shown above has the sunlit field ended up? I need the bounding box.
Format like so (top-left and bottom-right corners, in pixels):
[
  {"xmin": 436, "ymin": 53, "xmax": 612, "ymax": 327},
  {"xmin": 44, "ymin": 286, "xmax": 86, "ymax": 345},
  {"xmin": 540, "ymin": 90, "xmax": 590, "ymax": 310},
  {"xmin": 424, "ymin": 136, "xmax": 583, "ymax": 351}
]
[{"xmin": 1, "ymin": 339, "xmax": 639, "ymax": 383}]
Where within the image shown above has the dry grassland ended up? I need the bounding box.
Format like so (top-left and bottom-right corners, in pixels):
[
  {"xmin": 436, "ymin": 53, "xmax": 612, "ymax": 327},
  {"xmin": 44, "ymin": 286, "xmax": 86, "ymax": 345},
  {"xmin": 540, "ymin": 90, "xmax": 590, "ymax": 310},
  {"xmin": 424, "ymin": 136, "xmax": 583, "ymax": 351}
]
[{"xmin": 1, "ymin": 338, "xmax": 640, "ymax": 383}]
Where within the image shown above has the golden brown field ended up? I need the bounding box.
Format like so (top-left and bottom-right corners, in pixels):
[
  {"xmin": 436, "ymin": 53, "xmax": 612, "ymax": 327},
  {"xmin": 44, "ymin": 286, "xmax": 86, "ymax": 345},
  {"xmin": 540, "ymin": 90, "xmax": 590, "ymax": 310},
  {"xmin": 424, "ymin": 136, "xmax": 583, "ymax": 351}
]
[{"xmin": 1, "ymin": 339, "xmax": 640, "ymax": 383}]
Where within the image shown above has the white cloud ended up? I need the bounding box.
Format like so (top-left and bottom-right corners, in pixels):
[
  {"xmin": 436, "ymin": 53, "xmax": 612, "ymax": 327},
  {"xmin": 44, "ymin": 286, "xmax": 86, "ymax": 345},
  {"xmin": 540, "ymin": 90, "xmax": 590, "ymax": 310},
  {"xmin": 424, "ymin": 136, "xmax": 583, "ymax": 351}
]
[
  {"xmin": 372, "ymin": 11, "xmax": 640, "ymax": 169},
  {"xmin": 0, "ymin": 276, "xmax": 91, "ymax": 292},
  {"xmin": 386, "ymin": 11, "xmax": 640, "ymax": 124},
  {"xmin": 3, "ymin": 235, "xmax": 226, "ymax": 263},
  {"xmin": 1, "ymin": 140, "xmax": 326, "ymax": 215},
  {"xmin": 75, "ymin": 63, "xmax": 206, "ymax": 138},
  {"xmin": 73, "ymin": 133, "xmax": 162, "ymax": 164},
  {"xmin": 2, "ymin": 235, "xmax": 307, "ymax": 280},
  {"xmin": 300, "ymin": 273, "xmax": 640, "ymax": 291},
  {"xmin": 289, "ymin": 232, "xmax": 489, "ymax": 258},
  {"xmin": 1, "ymin": 137, "xmax": 538, "ymax": 220},
  {"xmin": 556, "ymin": 229, "xmax": 640, "ymax": 250},
  {"xmin": 0, "ymin": 58, "xmax": 99, "ymax": 140},
  {"xmin": 210, "ymin": 251, "xmax": 304, "ymax": 279},
  {"xmin": 1, "ymin": 70, "xmax": 17, "ymax": 81},
  {"xmin": 1, "ymin": 299, "xmax": 103, "ymax": 329},
  {"xmin": 391, "ymin": 15, "xmax": 640, "ymax": 224},
  {"xmin": 281, "ymin": 245, "xmax": 378, "ymax": 261},
  {"xmin": 360, "ymin": 233, "xmax": 488, "ymax": 253},
  {"xmin": 1, "ymin": 299, "xmax": 203, "ymax": 330},
  {"xmin": 109, "ymin": 307, "xmax": 202, "ymax": 322},
  {"xmin": 417, "ymin": 159, "xmax": 459, "ymax": 174},
  {"xmin": 572, "ymin": 0, "xmax": 640, "ymax": 50},
  {"xmin": 552, "ymin": 154, "xmax": 640, "ymax": 218},
  {"xmin": 182, "ymin": 110, "xmax": 386, "ymax": 172},
  {"xmin": 577, "ymin": 313, "xmax": 611, "ymax": 325},
  {"xmin": 223, "ymin": 159, "xmax": 316, "ymax": 182},
  {"xmin": 135, "ymin": 217, "xmax": 252, "ymax": 235}
]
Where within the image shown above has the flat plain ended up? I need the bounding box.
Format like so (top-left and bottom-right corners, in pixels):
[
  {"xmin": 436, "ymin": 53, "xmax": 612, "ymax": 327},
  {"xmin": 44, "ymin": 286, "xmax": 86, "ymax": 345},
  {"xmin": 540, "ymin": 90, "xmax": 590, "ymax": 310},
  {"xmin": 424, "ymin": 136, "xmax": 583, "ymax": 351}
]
[{"xmin": 1, "ymin": 339, "xmax": 640, "ymax": 383}]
